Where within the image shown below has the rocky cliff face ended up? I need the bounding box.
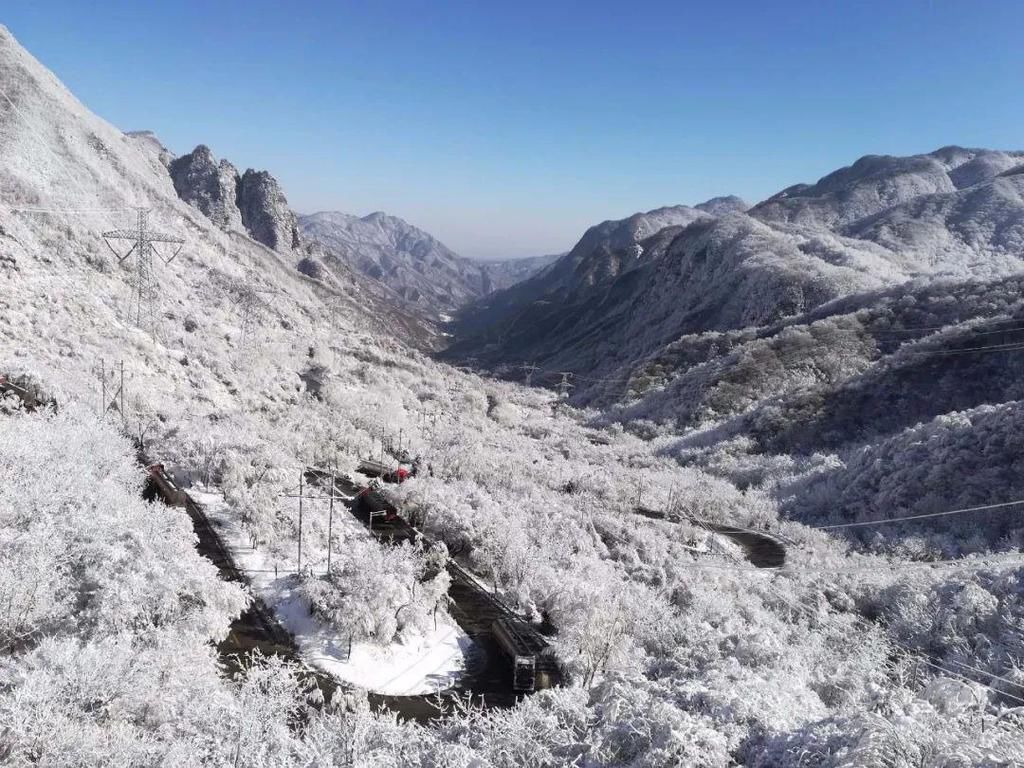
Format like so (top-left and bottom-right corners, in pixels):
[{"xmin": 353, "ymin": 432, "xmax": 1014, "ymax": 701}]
[
  {"xmin": 161, "ymin": 143, "xmax": 299, "ymax": 253},
  {"xmin": 167, "ymin": 145, "xmax": 243, "ymax": 231},
  {"xmin": 237, "ymin": 169, "xmax": 300, "ymax": 252},
  {"xmin": 163, "ymin": 148, "xmax": 549, "ymax": 315}
]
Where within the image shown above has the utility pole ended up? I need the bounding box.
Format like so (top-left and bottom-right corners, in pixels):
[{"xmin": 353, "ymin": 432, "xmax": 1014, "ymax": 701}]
[
  {"xmin": 329, "ymin": 296, "xmax": 346, "ymax": 338},
  {"xmin": 635, "ymin": 474, "xmax": 646, "ymax": 509},
  {"xmin": 327, "ymin": 462, "xmax": 336, "ymax": 577},
  {"xmin": 102, "ymin": 207, "xmax": 184, "ymax": 334},
  {"xmin": 229, "ymin": 276, "xmax": 282, "ymax": 363},
  {"xmin": 97, "ymin": 359, "xmax": 126, "ymax": 419},
  {"xmin": 297, "ymin": 471, "xmax": 303, "ymax": 575},
  {"xmin": 278, "ymin": 472, "xmax": 340, "ymax": 578}
]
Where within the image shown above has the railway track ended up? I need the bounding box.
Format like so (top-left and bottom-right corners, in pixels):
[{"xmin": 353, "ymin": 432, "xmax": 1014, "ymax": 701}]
[
  {"xmin": 143, "ymin": 465, "xmax": 303, "ymax": 666},
  {"xmin": 322, "ymin": 470, "xmax": 561, "ymax": 692},
  {"xmin": 146, "ymin": 462, "xmax": 552, "ymax": 721}
]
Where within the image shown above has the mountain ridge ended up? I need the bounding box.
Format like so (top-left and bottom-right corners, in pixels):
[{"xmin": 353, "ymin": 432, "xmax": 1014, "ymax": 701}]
[
  {"xmin": 298, "ymin": 209, "xmax": 554, "ymax": 318},
  {"xmin": 447, "ymin": 145, "xmax": 1024, "ymax": 387}
]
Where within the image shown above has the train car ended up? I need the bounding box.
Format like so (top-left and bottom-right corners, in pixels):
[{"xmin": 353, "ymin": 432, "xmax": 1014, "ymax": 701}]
[
  {"xmin": 0, "ymin": 374, "xmax": 43, "ymax": 411},
  {"xmin": 145, "ymin": 463, "xmax": 188, "ymax": 506},
  {"xmin": 491, "ymin": 616, "xmax": 560, "ymax": 692},
  {"xmin": 354, "ymin": 481, "xmax": 399, "ymax": 520},
  {"xmin": 357, "ymin": 458, "xmax": 415, "ymax": 484}
]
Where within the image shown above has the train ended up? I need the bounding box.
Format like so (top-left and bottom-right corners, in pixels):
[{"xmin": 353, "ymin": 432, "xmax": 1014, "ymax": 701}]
[
  {"xmin": 353, "ymin": 480, "xmax": 400, "ymax": 521},
  {"xmin": 144, "ymin": 463, "xmax": 188, "ymax": 506},
  {"xmin": 356, "ymin": 457, "xmax": 419, "ymax": 484}
]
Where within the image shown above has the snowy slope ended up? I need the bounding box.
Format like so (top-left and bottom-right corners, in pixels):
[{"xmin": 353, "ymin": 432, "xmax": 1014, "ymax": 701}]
[
  {"xmin": 842, "ymin": 173, "xmax": 1024, "ymax": 276},
  {"xmin": 449, "ymin": 204, "xmax": 719, "ymax": 340},
  {"xmin": 479, "ymin": 251, "xmax": 562, "ymax": 292},
  {"xmin": 446, "ymin": 209, "xmax": 903, "ymax": 377}
]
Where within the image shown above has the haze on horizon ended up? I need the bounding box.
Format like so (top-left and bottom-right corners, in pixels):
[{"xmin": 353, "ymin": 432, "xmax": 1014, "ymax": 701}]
[{"xmin": 4, "ymin": 0, "xmax": 1022, "ymax": 259}]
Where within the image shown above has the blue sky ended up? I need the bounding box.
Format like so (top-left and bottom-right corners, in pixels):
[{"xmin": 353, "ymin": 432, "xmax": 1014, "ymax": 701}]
[{"xmin": 4, "ymin": 2, "xmax": 1022, "ymax": 258}]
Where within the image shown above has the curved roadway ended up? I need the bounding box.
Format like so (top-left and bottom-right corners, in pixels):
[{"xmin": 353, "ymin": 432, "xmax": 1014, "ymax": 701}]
[{"xmin": 634, "ymin": 506, "xmax": 787, "ymax": 568}]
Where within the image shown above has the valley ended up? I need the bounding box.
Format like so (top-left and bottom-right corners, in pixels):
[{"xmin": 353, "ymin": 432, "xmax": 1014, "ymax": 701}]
[{"xmin": 2, "ymin": 13, "xmax": 1024, "ymax": 768}]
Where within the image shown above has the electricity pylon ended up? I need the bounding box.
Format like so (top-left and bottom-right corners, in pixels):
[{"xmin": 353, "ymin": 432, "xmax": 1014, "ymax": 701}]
[
  {"xmin": 102, "ymin": 207, "xmax": 184, "ymax": 334},
  {"xmin": 229, "ymin": 276, "xmax": 281, "ymax": 363},
  {"xmin": 556, "ymin": 372, "xmax": 575, "ymax": 398},
  {"xmin": 520, "ymin": 362, "xmax": 539, "ymax": 386}
]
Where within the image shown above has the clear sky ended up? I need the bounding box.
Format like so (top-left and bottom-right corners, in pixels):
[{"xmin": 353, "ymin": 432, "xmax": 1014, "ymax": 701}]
[{"xmin": 4, "ymin": 1, "xmax": 1022, "ymax": 259}]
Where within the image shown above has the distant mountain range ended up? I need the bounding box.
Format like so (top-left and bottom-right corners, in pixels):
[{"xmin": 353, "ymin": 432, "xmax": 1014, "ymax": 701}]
[
  {"xmin": 445, "ymin": 147, "xmax": 1024, "ymax": 387},
  {"xmin": 297, "ymin": 211, "xmax": 560, "ymax": 318}
]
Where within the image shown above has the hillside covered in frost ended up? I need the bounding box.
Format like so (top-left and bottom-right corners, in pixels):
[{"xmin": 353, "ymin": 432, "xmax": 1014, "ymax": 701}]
[
  {"xmin": 447, "ymin": 147, "xmax": 1024, "ymax": 381},
  {"xmin": 1, "ymin": 22, "xmax": 1024, "ymax": 768}
]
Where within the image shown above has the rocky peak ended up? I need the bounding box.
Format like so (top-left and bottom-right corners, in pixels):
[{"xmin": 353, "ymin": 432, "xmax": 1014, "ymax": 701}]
[
  {"xmin": 238, "ymin": 169, "xmax": 300, "ymax": 252},
  {"xmin": 167, "ymin": 145, "xmax": 243, "ymax": 231}
]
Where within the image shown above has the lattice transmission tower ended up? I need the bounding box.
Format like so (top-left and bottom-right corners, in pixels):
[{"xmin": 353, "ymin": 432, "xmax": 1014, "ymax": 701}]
[
  {"xmin": 229, "ymin": 277, "xmax": 282, "ymax": 363},
  {"xmin": 520, "ymin": 362, "xmax": 539, "ymax": 386},
  {"xmin": 102, "ymin": 207, "xmax": 184, "ymax": 333},
  {"xmin": 556, "ymin": 371, "xmax": 575, "ymax": 398}
]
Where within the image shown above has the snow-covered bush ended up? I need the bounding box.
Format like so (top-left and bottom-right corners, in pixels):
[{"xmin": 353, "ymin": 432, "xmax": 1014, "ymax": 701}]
[{"xmin": 298, "ymin": 535, "xmax": 450, "ymax": 644}]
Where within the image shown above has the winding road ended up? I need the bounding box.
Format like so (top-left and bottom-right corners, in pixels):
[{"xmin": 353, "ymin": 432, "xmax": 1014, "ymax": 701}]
[{"xmin": 634, "ymin": 506, "xmax": 788, "ymax": 568}]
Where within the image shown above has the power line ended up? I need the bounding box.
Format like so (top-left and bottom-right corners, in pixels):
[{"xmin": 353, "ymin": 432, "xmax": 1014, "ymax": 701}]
[
  {"xmin": 555, "ymin": 372, "xmax": 574, "ymax": 398},
  {"xmin": 520, "ymin": 362, "xmax": 539, "ymax": 386},
  {"xmin": 646, "ymin": 554, "xmax": 1024, "ymax": 574},
  {"xmin": 814, "ymin": 499, "xmax": 1024, "ymax": 530},
  {"xmin": 899, "ymin": 339, "xmax": 1024, "ymax": 357},
  {"xmin": 652, "ymin": 511, "xmax": 1024, "ymax": 703},
  {"xmin": 802, "ymin": 555, "xmax": 1024, "ymax": 575},
  {"xmin": 868, "ymin": 316, "xmax": 1024, "ymax": 335},
  {"xmin": 7, "ymin": 206, "xmax": 131, "ymax": 214},
  {"xmin": 0, "ymin": 84, "xmax": 123, "ymax": 233}
]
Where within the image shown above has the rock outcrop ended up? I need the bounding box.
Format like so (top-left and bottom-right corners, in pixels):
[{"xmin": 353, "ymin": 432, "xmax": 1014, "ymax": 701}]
[
  {"xmin": 162, "ymin": 143, "xmax": 299, "ymax": 252},
  {"xmin": 237, "ymin": 169, "xmax": 300, "ymax": 252},
  {"xmin": 167, "ymin": 145, "xmax": 243, "ymax": 231}
]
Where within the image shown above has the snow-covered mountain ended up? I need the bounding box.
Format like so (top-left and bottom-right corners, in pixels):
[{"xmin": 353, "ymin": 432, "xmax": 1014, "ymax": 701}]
[
  {"xmin": 750, "ymin": 146, "xmax": 1024, "ymax": 231},
  {"xmin": 451, "ymin": 203, "xmax": 726, "ymax": 340},
  {"xmin": 4, "ymin": 22, "xmax": 1024, "ymax": 767},
  {"xmin": 449, "ymin": 147, "xmax": 1024, "ymax": 384},
  {"xmin": 127, "ymin": 143, "xmax": 554, "ymax": 329},
  {"xmin": 478, "ymin": 251, "xmax": 562, "ymax": 292},
  {"xmin": 139, "ymin": 140, "xmax": 304, "ymax": 254},
  {"xmin": 299, "ymin": 210, "xmax": 553, "ymax": 319},
  {"xmin": 299, "ymin": 210, "xmax": 482, "ymax": 316}
]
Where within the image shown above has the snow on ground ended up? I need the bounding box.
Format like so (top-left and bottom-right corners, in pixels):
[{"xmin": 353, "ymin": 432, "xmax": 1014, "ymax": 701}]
[{"xmin": 191, "ymin": 488, "xmax": 470, "ymax": 696}]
